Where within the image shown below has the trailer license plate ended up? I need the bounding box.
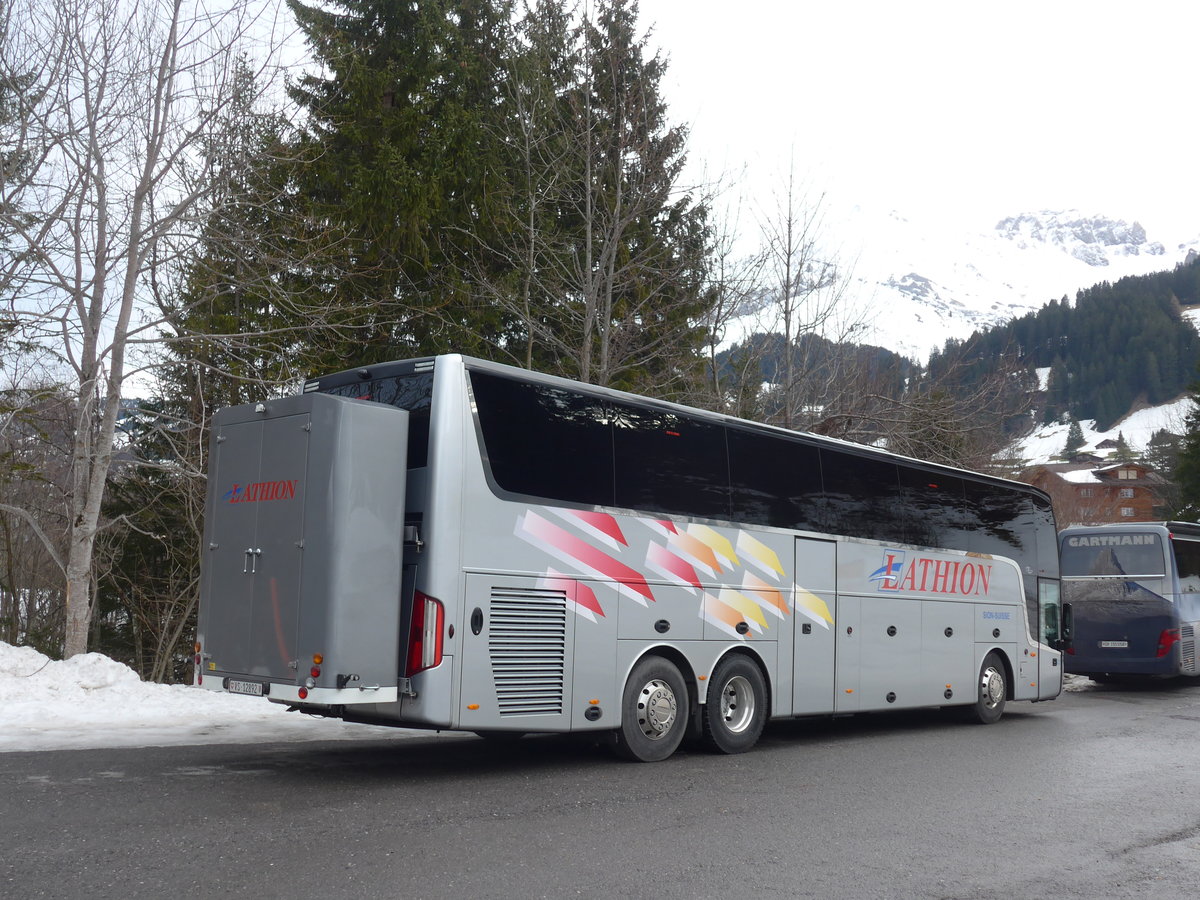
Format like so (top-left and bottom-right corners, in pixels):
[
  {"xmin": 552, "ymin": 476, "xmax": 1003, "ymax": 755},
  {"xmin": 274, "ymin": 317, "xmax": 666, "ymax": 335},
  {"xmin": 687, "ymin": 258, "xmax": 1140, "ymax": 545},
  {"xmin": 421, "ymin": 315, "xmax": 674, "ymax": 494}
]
[
  {"xmin": 227, "ymin": 679, "xmax": 264, "ymax": 696},
  {"xmin": 1099, "ymin": 641, "xmax": 1129, "ymax": 649}
]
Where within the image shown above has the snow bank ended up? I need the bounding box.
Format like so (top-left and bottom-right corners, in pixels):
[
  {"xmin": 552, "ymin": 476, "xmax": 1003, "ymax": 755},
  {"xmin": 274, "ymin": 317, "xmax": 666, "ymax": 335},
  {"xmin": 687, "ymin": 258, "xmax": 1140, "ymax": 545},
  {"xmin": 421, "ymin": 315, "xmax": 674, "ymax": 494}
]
[{"xmin": 0, "ymin": 642, "xmax": 425, "ymax": 753}]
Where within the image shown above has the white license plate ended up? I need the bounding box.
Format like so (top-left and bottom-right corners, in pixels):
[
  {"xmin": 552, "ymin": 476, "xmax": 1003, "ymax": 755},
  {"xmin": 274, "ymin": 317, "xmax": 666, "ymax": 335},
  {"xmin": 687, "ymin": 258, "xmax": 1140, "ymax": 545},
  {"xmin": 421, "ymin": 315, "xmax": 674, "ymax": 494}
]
[
  {"xmin": 1099, "ymin": 640, "xmax": 1129, "ymax": 649},
  {"xmin": 227, "ymin": 679, "xmax": 265, "ymax": 696}
]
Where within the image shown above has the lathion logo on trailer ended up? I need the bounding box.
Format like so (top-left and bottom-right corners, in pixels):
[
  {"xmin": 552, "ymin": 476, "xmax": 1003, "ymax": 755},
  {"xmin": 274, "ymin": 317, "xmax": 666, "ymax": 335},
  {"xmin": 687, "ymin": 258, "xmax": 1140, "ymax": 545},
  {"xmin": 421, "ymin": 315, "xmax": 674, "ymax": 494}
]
[{"xmin": 222, "ymin": 479, "xmax": 299, "ymax": 504}]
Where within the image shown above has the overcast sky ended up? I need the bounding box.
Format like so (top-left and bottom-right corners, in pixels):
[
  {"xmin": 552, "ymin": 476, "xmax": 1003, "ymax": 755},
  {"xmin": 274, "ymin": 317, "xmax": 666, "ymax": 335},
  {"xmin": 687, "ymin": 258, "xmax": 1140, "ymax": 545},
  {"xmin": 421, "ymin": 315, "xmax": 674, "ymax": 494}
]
[{"xmin": 640, "ymin": 0, "xmax": 1198, "ymax": 237}]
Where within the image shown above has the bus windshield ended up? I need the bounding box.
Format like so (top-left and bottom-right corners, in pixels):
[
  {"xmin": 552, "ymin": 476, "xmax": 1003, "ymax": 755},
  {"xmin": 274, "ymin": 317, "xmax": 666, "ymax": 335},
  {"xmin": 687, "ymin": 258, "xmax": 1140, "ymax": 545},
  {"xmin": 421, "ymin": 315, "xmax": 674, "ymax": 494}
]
[{"xmin": 1060, "ymin": 532, "xmax": 1165, "ymax": 578}]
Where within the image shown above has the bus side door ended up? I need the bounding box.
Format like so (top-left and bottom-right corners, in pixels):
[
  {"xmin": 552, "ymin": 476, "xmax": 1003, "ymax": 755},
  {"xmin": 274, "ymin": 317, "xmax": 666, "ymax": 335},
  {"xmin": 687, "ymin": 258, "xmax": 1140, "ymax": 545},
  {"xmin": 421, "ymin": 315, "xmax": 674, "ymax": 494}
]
[{"xmin": 793, "ymin": 538, "xmax": 837, "ymax": 715}]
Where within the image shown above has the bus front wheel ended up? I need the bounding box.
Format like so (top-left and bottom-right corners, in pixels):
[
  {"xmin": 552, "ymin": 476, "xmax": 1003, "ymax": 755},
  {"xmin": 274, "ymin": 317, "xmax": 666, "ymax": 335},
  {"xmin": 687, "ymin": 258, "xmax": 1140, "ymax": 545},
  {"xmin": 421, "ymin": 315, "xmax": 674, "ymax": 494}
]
[
  {"xmin": 702, "ymin": 655, "xmax": 767, "ymax": 754},
  {"xmin": 963, "ymin": 651, "xmax": 1007, "ymax": 724},
  {"xmin": 614, "ymin": 656, "xmax": 689, "ymax": 762}
]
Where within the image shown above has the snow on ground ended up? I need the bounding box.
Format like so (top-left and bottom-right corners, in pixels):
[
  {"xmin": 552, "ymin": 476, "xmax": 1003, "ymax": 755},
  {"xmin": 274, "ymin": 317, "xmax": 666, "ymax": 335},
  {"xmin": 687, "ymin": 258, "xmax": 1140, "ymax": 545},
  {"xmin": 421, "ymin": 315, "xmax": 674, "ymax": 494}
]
[
  {"xmin": 2, "ymin": 640, "xmax": 1095, "ymax": 753},
  {"xmin": 0, "ymin": 642, "xmax": 433, "ymax": 753}
]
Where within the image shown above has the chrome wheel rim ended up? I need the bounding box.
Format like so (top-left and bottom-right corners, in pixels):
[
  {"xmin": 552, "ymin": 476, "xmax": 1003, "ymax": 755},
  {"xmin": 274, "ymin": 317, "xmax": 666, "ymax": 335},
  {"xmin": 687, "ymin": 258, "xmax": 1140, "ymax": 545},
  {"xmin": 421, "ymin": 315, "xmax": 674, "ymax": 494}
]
[
  {"xmin": 635, "ymin": 677, "xmax": 678, "ymax": 740},
  {"xmin": 719, "ymin": 674, "xmax": 756, "ymax": 734},
  {"xmin": 980, "ymin": 665, "xmax": 1005, "ymax": 710}
]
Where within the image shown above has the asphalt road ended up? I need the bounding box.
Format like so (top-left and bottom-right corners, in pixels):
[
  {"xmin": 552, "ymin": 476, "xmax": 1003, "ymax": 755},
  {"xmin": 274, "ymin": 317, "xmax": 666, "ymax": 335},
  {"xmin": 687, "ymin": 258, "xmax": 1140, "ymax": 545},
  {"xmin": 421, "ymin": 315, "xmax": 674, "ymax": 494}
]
[{"xmin": 5, "ymin": 681, "xmax": 1200, "ymax": 900}]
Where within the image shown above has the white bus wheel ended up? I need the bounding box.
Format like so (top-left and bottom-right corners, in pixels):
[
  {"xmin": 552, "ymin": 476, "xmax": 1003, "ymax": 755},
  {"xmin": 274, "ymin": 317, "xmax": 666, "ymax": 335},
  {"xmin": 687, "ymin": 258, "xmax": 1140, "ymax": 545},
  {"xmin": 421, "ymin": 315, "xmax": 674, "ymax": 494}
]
[
  {"xmin": 614, "ymin": 656, "xmax": 689, "ymax": 762},
  {"xmin": 702, "ymin": 655, "xmax": 767, "ymax": 754},
  {"xmin": 964, "ymin": 652, "xmax": 1007, "ymax": 724}
]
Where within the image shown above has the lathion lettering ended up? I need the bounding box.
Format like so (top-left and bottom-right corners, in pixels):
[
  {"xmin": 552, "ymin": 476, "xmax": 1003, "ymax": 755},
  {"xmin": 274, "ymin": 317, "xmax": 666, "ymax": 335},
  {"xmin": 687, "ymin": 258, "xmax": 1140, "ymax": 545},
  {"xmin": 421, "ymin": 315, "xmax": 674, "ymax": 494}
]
[
  {"xmin": 881, "ymin": 551, "xmax": 992, "ymax": 596},
  {"xmin": 225, "ymin": 479, "xmax": 298, "ymax": 504}
]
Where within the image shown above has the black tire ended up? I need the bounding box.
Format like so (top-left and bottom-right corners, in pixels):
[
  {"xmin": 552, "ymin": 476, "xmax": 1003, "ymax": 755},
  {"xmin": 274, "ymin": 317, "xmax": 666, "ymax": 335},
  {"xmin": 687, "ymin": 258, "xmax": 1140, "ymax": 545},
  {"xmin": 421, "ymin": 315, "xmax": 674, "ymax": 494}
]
[
  {"xmin": 963, "ymin": 651, "xmax": 1007, "ymax": 724},
  {"xmin": 613, "ymin": 656, "xmax": 689, "ymax": 762},
  {"xmin": 702, "ymin": 655, "xmax": 767, "ymax": 754}
]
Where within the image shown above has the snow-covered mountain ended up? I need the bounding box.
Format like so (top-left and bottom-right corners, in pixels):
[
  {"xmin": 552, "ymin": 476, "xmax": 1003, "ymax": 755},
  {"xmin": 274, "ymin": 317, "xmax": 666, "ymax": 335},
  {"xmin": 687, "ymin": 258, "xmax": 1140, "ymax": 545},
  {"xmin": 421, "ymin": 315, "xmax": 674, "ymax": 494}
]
[
  {"xmin": 721, "ymin": 206, "xmax": 1200, "ymax": 464},
  {"xmin": 837, "ymin": 208, "xmax": 1200, "ymax": 360}
]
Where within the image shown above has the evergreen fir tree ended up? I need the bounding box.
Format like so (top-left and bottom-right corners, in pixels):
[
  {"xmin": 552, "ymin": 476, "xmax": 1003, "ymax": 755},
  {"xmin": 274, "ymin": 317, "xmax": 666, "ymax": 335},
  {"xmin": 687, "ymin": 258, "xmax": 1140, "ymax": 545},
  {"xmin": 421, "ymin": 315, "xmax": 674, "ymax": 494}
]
[
  {"xmin": 1113, "ymin": 431, "xmax": 1135, "ymax": 462},
  {"xmin": 1062, "ymin": 416, "xmax": 1086, "ymax": 458},
  {"xmin": 1173, "ymin": 387, "xmax": 1200, "ymax": 517},
  {"xmin": 285, "ymin": 0, "xmax": 517, "ymax": 366},
  {"xmin": 484, "ymin": 0, "xmax": 713, "ymax": 395},
  {"xmin": 1145, "ymin": 428, "xmax": 1182, "ymax": 475}
]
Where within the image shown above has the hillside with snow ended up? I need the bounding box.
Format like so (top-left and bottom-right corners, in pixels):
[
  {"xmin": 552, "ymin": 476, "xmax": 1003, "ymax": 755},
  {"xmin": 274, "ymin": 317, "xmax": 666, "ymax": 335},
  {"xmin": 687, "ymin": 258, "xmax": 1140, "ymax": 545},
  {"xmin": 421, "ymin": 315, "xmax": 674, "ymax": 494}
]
[
  {"xmin": 1014, "ymin": 394, "xmax": 1193, "ymax": 468},
  {"xmin": 1008, "ymin": 308, "xmax": 1200, "ymax": 467}
]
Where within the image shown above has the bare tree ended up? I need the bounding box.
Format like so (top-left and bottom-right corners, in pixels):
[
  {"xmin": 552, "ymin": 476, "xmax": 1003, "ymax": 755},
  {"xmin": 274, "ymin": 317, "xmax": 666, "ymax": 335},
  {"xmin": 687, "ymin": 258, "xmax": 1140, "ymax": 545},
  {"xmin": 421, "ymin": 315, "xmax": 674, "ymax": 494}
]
[
  {"xmin": 0, "ymin": 0, "xmax": 296, "ymax": 657},
  {"xmin": 713, "ymin": 160, "xmax": 870, "ymax": 430},
  {"xmin": 0, "ymin": 373, "xmax": 74, "ymax": 649},
  {"xmin": 463, "ymin": 0, "xmax": 713, "ymax": 397}
]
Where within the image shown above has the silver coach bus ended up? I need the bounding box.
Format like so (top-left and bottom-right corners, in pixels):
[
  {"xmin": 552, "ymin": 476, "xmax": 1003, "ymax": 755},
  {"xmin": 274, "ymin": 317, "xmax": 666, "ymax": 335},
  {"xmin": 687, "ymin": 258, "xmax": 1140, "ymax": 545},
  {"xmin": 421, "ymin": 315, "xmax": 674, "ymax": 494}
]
[
  {"xmin": 195, "ymin": 355, "xmax": 1063, "ymax": 761},
  {"xmin": 1060, "ymin": 522, "xmax": 1200, "ymax": 680}
]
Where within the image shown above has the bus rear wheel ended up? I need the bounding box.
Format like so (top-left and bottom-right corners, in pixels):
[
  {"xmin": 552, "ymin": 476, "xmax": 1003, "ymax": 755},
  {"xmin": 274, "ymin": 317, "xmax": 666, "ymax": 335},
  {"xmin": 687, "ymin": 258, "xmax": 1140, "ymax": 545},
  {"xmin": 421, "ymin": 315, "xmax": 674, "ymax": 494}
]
[
  {"xmin": 614, "ymin": 656, "xmax": 689, "ymax": 762},
  {"xmin": 702, "ymin": 655, "xmax": 767, "ymax": 754},
  {"xmin": 963, "ymin": 651, "xmax": 1007, "ymax": 724}
]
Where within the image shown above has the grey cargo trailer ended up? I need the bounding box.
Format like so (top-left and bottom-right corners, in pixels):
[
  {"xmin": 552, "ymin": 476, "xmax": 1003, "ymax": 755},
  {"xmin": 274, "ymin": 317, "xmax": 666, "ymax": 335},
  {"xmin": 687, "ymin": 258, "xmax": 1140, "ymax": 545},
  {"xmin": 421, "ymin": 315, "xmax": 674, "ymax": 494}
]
[{"xmin": 196, "ymin": 392, "xmax": 410, "ymax": 705}]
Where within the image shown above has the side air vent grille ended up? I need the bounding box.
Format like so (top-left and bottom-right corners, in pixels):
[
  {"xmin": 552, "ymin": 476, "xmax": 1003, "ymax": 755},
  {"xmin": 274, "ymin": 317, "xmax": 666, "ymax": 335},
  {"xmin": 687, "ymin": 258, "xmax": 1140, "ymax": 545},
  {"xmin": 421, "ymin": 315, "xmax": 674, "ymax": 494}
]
[
  {"xmin": 489, "ymin": 588, "xmax": 567, "ymax": 716},
  {"xmin": 1182, "ymin": 624, "xmax": 1196, "ymax": 673}
]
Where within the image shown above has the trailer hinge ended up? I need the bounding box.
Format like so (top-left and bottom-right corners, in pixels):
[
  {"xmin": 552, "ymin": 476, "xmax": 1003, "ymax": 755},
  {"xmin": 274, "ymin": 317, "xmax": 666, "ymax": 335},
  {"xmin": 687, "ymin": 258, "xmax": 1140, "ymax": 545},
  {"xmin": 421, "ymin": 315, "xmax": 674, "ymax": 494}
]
[
  {"xmin": 398, "ymin": 677, "xmax": 417, "ymax": 698},
  {"xmin": 404, "ymin": 526, "xmax": 424, "ymax": 553}
]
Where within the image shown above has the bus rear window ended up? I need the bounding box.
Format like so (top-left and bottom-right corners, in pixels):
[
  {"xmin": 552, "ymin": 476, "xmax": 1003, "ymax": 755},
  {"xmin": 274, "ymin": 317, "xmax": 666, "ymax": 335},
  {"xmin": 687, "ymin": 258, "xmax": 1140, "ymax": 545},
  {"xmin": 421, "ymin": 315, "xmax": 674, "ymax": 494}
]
[
  {"xmin": 1060, "ymin": 533, "xmax": 1164, "ymax": 577},
  {"xmin": 321, "ymin": 372, "xmax": 433, "ymax": 467},
  {"xmin": 470, "ymin": 371, "xmax": 614, "ymax": 506}
]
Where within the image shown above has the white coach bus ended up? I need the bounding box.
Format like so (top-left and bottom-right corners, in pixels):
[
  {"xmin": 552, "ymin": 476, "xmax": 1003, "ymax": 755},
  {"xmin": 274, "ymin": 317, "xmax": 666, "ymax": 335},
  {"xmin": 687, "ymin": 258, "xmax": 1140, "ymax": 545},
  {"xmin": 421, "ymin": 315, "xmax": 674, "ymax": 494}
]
[{"xmin": 195, "ymin": 355, "xmax": 1063, "ymax": 761}]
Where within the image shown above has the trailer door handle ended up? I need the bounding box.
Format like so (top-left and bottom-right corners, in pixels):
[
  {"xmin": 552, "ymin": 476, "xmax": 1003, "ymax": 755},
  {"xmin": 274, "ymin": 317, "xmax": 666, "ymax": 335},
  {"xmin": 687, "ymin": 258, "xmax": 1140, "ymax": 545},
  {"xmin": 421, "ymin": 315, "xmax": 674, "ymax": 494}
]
[{"xmin": 243, "ymin": 548, "xmax": 262, "ymax": 574}]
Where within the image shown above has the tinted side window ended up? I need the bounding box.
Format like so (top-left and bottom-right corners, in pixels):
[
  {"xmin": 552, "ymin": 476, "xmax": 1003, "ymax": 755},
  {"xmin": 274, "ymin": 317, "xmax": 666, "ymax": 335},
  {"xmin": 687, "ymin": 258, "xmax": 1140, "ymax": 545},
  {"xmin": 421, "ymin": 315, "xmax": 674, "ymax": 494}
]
[
  {"xmin": 1030, "ymin": 493, "xmax": 1059, "ymax": 578},
  {"xmin": 1172, "ymin": 538, "xmax": 1200, "ymax": 593},
  {"xmin": 727, "ymin": 426, "xmax": 823, "ymax": 531},
  {"xmin": 964, "ymin": 481, "xmax": 1028, "ymax": 561},
  {"xmin": 820, "ymin": 451, "xmax": 905, "ymax": 543},
  {"xmin": 611, "ymin": 402, "xmax": 729, "ymax": 519},
  {"xmin": 470, "ymin": 372, "xmax": 614, "ymax": 507},
  {"xmin": 898, "ymin": 468, "xmax": 968, "ymax": 549}
]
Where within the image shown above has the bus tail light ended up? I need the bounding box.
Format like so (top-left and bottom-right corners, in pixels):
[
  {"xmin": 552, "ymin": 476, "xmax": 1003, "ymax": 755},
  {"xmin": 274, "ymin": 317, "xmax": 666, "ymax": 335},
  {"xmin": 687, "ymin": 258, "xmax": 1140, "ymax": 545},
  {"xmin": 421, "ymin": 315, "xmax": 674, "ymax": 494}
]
[
  {"xmin": 1155, "ymin": 628, "xmax": 1180, "ymax": 658},
  {"xmin": 406, "ymin": 591, "xmax": 444, "ymax": 676}
]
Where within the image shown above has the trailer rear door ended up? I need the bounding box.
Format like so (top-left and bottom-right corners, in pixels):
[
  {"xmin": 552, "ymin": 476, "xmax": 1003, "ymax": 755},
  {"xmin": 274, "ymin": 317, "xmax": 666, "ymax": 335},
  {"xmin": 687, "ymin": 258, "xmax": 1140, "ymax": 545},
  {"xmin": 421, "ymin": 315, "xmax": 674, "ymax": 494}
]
[{"xmin": 205, "ymin": 410, "xmax": 310, "ymax": 681}]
